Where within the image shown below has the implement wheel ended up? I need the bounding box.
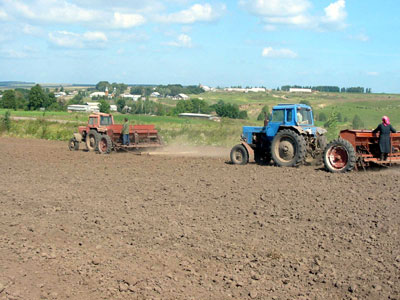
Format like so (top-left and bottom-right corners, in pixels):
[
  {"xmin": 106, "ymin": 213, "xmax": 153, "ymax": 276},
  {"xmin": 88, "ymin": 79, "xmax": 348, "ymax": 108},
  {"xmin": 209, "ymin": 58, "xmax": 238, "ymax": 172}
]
[
  {"xmin": 68, "ymin": 138, "xmax": 79, "ymax": 151},
  {"xmin": 271, "ymin": 129, "xmax": 306, "ymax": 167},
  {"xmin": 97, "ymin": 135, "xmax": 112, "ymax": 154},
  {"xmin": 230, "ymin": 144, "xmax": 248, "ymax": 165},
  {"xmin": 323, "ymin": 138, "xmax": 356, "ymax": 173},
  {"xmin": 86, "ymin": 130, "xmax": 100, "ymax": 152}
]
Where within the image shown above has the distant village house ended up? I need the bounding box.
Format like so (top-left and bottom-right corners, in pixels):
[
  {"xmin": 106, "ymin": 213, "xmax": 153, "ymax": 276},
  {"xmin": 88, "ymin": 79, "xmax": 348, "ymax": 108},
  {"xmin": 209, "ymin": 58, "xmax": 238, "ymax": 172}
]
[{"xmin": 289, "ymin": 88, "xmax": 312, "ymax": 93}]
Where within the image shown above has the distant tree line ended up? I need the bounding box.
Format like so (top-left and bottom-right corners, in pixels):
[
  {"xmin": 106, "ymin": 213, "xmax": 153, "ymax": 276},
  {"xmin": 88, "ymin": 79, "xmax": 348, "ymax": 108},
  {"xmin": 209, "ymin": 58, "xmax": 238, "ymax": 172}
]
[
  {"xmin": 95, "ymin": 81, "xmax": 127, "ymax": 96},
  {"xmin": 130, "ymin": 84, "xmax": 204, "ymax": 97},
  {"xmin": 281, "ymin": 85, "xmax": 372, "ymax": 93},
  {"xmin": 0, "ymin": 84, "xmax": 60, "ymax": 111},
  {"xmin": 126, "ymin": 98, "xmax": 248, "ymax": 119}
]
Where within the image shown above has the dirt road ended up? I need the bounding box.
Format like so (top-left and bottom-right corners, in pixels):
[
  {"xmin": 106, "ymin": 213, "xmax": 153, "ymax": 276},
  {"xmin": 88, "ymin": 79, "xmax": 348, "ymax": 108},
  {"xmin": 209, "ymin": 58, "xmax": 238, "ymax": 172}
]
[{"xmin": 0, "ymin": 137, "xmax": 399, "ymax": 300}]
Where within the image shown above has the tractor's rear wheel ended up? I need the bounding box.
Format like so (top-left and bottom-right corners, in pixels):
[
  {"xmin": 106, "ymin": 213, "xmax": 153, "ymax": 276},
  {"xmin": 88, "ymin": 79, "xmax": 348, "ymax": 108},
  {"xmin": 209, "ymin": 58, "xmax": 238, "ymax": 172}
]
[
  {"xmin": 68, "ymin": 138, "xmax": 79, "ymax": 151},
  {"xmin": 323, "ymin": 138, "xmax": 356, "ymax": 173},
  {"xmin": 97, "ymin": 135, "xmax": 112, "ymax": 154},
  {"xmin": 271, "ymin": 129, "xmax": 306, "ymax": 167},
  {"xmin": 86, "ymin": 130, "xmax": 100, "ymax": 152},
  {"xmin": 230, "ymin": 144, "xmax": 249, "ymax": 165}
]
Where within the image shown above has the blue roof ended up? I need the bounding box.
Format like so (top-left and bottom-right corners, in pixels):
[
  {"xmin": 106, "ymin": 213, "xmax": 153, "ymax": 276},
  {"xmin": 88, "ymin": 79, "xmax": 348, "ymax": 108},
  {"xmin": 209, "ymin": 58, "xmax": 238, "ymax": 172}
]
[{"xmin": 274, "ymin": 103, "xmax": 311, "ymax": 109}]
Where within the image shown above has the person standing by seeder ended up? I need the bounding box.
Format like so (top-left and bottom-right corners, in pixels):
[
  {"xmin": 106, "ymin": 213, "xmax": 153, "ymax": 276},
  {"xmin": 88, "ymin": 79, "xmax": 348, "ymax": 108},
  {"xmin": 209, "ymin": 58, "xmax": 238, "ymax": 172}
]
[
  {"xmin": 372, "ymin": 116, "xmax": 396, "ymax": 161},
  {"xmin": 122, "ymin": 117, "xmax": 130, "ymax": 146}
]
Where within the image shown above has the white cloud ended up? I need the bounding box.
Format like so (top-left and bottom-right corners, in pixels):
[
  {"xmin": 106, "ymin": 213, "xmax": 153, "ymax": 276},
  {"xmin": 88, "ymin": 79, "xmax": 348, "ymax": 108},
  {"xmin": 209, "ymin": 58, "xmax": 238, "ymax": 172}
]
[
  {"xmin": 113, "ymin": 12, "xmax": 146, "ymax": 28},
  {"xmin": 0, "ymin": 48, "xmax": 28, "ymax": 58},
  {"xmin": 240, "ymin": 0, "xmax": 310, "ymax": 17},
  {"xmin": 349, "ymin": 33, "xmax": 369, "ymax": 42},
  {"xmin": 3, "ymin": 0, "xmax": 146, "ymax": 29},
  {"xmin": 48, "ymin": 30, "xmax": 108, "ymax": 49},
  {"xmin": 157, "ymin": 3, "xmax": 226, "ymax": 24},
  {"xmin": 0, "ymin": 9, "xmax": 8, "ymax": 20},
  {"xmin": 22, "ymin": 24, "xmax": 43, "ymax": 36},
  {"xmin": 167, "ymin": 34, "xmax": 193, "ymax": 48},
  {"xmin": 241, "ymin": 0, "xmax": 347, "ymax": 31},
  {"xmin": 8, "ymin": 0, "xmax": 99, "ymax": 23},
  {"xmin": 262, "ymin": 47, "xmax": 297, "ymax": 58},
  {"xmin": 323, "ymin": 0, "xmax": 346, "ymax": 22},
  {"xmin": 367, "ymin": 71, "xmax": 379, "ymax": 76}
]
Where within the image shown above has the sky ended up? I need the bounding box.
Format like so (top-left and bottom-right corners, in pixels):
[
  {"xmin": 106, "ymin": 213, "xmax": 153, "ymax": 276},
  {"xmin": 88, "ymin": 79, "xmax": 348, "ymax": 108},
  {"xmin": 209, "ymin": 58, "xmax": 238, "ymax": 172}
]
[{"xmin": 0, "ymin": 0, "xmax": 399, "ymax": 93}]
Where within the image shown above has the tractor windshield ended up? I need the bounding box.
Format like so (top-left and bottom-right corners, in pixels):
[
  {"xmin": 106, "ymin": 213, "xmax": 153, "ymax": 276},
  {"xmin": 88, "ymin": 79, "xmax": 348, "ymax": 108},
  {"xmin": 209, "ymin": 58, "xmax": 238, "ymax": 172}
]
[
  {"xmin": 271, "ymin": 110, "xmax": 284, "ymax": 122},
  {"xmin": 100, "ymin": 116, "xmax": 112, "ymax": 126},
  {"xmin": 297, "ymin": 109, "xmax": 312, "ymax": 125}
]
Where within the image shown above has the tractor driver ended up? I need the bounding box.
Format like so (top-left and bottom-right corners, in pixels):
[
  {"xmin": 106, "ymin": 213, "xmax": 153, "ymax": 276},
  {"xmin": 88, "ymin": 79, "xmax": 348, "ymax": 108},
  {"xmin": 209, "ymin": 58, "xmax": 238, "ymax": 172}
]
[{"xmin": 297, "ymin": 108, "xmax": 303, "ymax": 124}]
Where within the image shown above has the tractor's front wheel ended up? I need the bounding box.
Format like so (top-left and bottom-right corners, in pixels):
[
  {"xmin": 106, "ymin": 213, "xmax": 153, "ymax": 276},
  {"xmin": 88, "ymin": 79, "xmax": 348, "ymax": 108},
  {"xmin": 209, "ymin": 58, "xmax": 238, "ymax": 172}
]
[
  {"xmin": 86, "ymin": 130, "xmax": 100, "ymax": 152},
  {"xmin": 230, "ymin": 144, "xmax": 249, "ymax": 165},
  {"xmin": 271, "ymin": 129, "xmax": 306, "ymax": 167},
  {"xmin": 97, "ymin": 135, "xmax": 112, "ymax": 154},
  {"xmin": 68, "ymin": 138, "xmax": 79, "ymax": 151},
  {"xmin": 323, "ymin": 138, "xmax": 356, "ymax": 173}
]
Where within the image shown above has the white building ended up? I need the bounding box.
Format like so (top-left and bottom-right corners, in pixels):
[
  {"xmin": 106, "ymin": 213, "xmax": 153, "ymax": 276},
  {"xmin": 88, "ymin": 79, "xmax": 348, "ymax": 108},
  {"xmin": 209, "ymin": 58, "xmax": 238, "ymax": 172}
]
[
  {"xmin": 224, "ymin": 87, "xmax": 267, "ymax": 93},
  {"xmin": 90, "ymin": 91, "xmax": 106, "ymax": 98},
  {"xmin": 68, "ymin": 102, "xmax": 100, "ymax": 113},
  {"xmin": 67, "ymin": 105, "xmax": 91, "ymax": 112},
  {"xmin": 174, "ymin": 93, "xmax": 189, "ymax": 100},
  {"xmin": 200, "ymin": 85, "xmax": 211, "ymax": 92},
  {"xmin": 110, "ymin": 105, "xmax": 117, "ymax": 112},
  {"xmin": 289, "ymin": 88, "xmax": 312, "ymax": 93},
  {"xmin": 121, "ymin": 94, "xmax": 141, "ymax": 101},
  {"xmin": 54, "ymin": 92, "xmax": 67, "ymax": 98},
  {"xmin": 150, "ymin": 92, "xmax": 161, "ymax": 98},
  {"xmin": 178, "ymin": 113, "xmax": 220, "ymax": 122}
]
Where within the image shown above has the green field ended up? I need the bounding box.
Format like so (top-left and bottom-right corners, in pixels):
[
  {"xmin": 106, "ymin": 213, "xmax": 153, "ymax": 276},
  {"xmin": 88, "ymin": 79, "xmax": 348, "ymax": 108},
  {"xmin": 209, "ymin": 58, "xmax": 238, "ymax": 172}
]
[{"xmin": 1, "ymin": 90, "xmax": 400, "ymax": 146}]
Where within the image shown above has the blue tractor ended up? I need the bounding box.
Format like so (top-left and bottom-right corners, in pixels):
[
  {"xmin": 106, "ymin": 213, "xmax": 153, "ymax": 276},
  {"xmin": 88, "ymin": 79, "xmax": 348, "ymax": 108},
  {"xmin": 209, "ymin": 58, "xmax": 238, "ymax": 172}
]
[{"xmin": 230, "ymin": 104, "xmax": 327, "ymax": 167}]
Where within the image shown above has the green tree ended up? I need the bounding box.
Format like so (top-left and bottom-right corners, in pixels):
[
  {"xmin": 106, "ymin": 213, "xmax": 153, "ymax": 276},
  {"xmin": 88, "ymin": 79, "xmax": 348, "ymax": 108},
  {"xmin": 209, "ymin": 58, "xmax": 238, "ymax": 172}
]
[
  {"xmin": 2, "ymin": 90, "xmax": 17, "ymax": 110},
  {"xmin": 324, "ymin": 111, "xmax": 339, "ymax": 140},
  {"xmin": 257, "ymin": 105, "xmax": 269, "ymax": 121},
  {"xmin": 1, "ymin": 110, "xmax": 11, "ymax": 132},
  {"xmin": 299, "ymin": 100, "xmax": 311, "ymax": 106},
  {"xmin": 99, "ymin": 100, "xmax": 110, "ymax": 113},
  {"xmin": 352, "ymin": 114, "xmax": 364, "ymax": 129},
  {"xmin": 318, "ymin": 112, "xmax": 327, "ymax": 122},
  {"xmin": 43, "ymin": 92, "xmax": 56, "ymax": 109},
  {"xmin": 336, "ymin": 112, "xmax": 343, "ymax": 122},
  {"xmin": 96, "ymin": 81, "xmax": 112, "ymax": 92},
  {"xmin": 116, "ymin": 98, "xmax": 126, "ymax": 112},
  {"xmin": 28, "ymin": 84, "xmax": 47, "ymax": 110},
  {"xmin": 238, "ymin": 110, "xmax": 248, "ymax": 119}
]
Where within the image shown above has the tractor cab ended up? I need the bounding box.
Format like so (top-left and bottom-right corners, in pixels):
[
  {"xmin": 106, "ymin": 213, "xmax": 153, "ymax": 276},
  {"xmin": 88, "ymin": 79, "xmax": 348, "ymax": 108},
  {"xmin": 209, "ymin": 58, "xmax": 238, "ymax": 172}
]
[{"xmin": 87, "ymin": 113, "xmax": 114, "ymax": 129}]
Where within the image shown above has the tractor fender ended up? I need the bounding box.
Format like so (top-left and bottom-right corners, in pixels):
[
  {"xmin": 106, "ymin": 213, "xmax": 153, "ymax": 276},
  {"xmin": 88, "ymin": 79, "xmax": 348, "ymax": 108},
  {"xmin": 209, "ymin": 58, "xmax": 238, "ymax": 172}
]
[
  {"xmin": 279, "ymin": 125, "xmax": 305, "ymax": 135},
  {"xmin": 240, "ymin": 141, "xmax": 254, "ymax": 162},
  {"xmin": 73, "ymin": 133, "xmax": 83, "ymax": 142}
]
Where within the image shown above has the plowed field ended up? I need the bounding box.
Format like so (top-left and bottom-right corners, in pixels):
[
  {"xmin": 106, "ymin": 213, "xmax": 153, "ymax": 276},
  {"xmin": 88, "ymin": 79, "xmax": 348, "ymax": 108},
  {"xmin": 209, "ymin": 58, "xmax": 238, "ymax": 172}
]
[{"xmin": 0, "ymin": 137, "xmax": 399, "ymax": 300}]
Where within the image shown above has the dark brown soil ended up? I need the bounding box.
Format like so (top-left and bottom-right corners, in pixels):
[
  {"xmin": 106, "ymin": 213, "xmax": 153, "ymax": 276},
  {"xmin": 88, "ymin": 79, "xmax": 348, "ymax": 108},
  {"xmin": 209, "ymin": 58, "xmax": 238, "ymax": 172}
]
[{"xmin": 0, "ymin": 137, "xmax": 399, "ymax": 300}]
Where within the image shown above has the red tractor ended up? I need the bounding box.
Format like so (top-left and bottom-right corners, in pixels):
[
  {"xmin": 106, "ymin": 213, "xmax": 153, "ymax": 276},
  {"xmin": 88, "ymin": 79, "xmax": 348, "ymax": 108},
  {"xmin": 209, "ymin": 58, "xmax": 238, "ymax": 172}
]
[
  {"xmin": 68, "ymin": 113, "xmax": 163, "ymax": 154},
  {"xmin": 323, "ymin": 129, "xmax": 400, "ymax": 172}
]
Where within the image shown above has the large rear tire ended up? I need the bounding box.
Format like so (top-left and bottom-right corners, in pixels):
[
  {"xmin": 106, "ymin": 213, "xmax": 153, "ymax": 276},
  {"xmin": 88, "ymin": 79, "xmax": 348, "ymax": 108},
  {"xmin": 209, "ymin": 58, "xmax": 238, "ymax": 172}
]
[
  {"xmin": 271, "ymin": 129, "xmax": 306, "ymax": 167},
  {"xmin": 97, "ymin": 135, "xmax": 112, "ymax": 154},
  {"xmin": 230, "ymin": 144, "xmax": 249, "ymax": 165},
  {"xmin": 323, "ymin": 138, "xmax": 356, "ymax": 173},
  {"xmin": 86, "ymin": 130, "xmax": 100, "ymax": 152}
]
